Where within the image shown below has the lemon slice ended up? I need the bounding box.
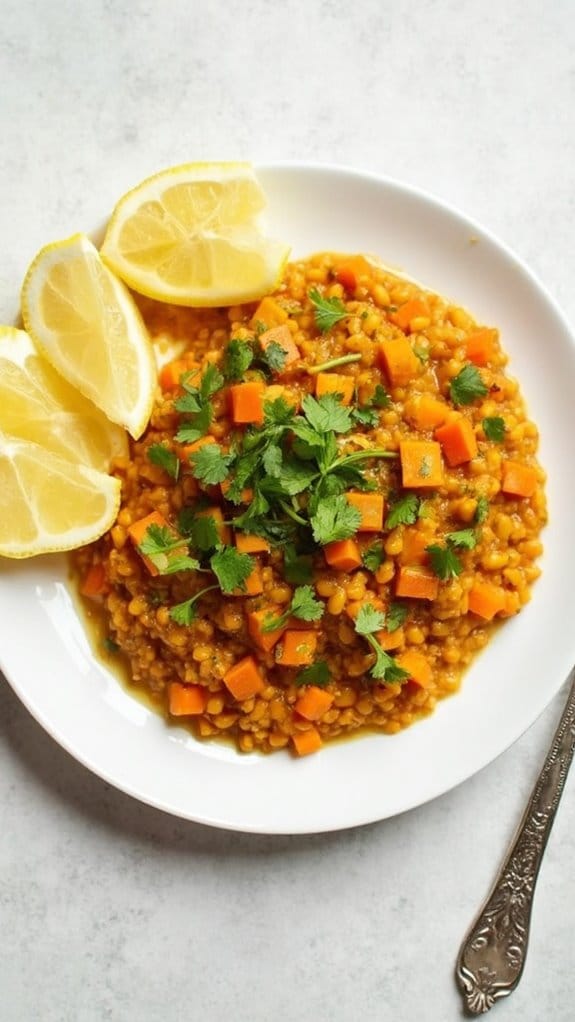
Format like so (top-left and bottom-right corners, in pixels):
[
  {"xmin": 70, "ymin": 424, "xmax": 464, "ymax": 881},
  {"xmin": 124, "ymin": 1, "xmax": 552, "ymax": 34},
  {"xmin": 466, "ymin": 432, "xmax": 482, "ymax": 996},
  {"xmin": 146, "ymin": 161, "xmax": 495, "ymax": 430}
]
[
  {"xmin": 0, "ymin": 431, "xmax": 121, "ymax": 558},
  {"xmin": 21, "ymin": 234, "xmax": 156, "ymax": 439},
  {"xmin": 0, "ymin": 326, "xmax": 128, "ymax": 471},
  {"xmin": 100, "ymin": 162, "xmax": 290, "ymax": 307}
]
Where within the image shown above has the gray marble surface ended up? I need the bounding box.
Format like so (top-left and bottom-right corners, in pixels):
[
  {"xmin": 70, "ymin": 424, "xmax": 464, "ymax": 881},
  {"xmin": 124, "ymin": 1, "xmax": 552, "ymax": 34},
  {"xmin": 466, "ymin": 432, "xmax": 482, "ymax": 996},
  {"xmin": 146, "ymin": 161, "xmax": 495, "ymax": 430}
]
[{"xmin": 1, "ymin": 1, "xmax": 574, "ymax": 1019}]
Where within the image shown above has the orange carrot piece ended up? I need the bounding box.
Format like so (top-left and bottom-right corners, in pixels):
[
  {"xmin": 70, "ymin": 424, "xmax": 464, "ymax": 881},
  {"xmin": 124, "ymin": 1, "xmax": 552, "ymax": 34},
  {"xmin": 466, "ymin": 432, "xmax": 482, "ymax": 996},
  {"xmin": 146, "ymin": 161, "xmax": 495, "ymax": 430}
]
[
  {"xmin": 168, "ymin": 682, "xmax": 208, "ymax": 716},
  {"xmin": 346, "ymin": 492, "xmax": 385, "ymax": 532},
  {"xmin": 315, "ymin": 372, "xmax": 355, "ymax": 406},
  {"xmin": 501, "ymin": 461, "xmax": 538, "ymax": 498},
  {"xmin": 295, "ymin": 686, "xmax": 334, "ymax": 721},
  {"xmin": 378, "ymin": 337, "xmax": 420, "ymax": 386},
  {"xmin": 223, "ymin": 655, "xmax": 265, "ymax": 701},
  {"xmin": 246, "ymin": 608, "xmax": 287, "ymax": 652},
  {"xmin": 345, "ymin": 594, "xmax": 385, "ymax": 621},
  {"xmin": 250, "ymin": 296, "xmax": 288, "ymax": 329},
  {"xmin": 376, "ymin": 627, "xmax": 405, "ymax": 651},
  {"xmin": 177, "ymin": 435, "xmax": 213, "ymax": 465},
  {"xmin": 128, "ymin": 511, "xmax": 186, "ymax": 577},
  {"xmin": 231, "ymin": 563, "xmax": 264, "ymax": 597},
  {"xmin": 220, "ymin": 478, "xmax": 254, "ymax": 503},
  {"xmin": 466, "ymin": 328, "xmax": 498, "ymax": 367},
  {"xmin": 335, "ymin": 255, "xmax": 372, "ymax": 291},
  {"xmin": 395, "ymin": 565, "xmax": 439, "ymax": 601},
  {"xmin": 196, "ymin": 506, "xmax": 232, "ymax": 546},
  {"xmin": 229, "ymin": 381, "xmax": 265, "ymax": 424},
  {"xmin": 259, "ymin": 325, "xmax": 300, "ymax": 368},
  {"xmin": 468, "ymin": 581, "xmax": 506, "ymax": 620},
  {"xmin": 392, "ymin": 298, "xmax": 430, "ymax": 332},
  {"xmin": 404, "ymin": 394, "xmax": 449, "ymax": 430},
  {"xmin": 323, "ymin": 538, "xmax": 363, "ymax": 572},
  {"xmin": 435, "ymin": 416, "xmax": 478, "ymax": 467},
  {"xmin": 80, "ymin": 562, "xmax": 108, "ymax": 599},
  {"xmin": 399, "ymin": 528, "xmax": 430, "ymax": 565},
  {"xmin": 159, "ymin": 358, "xmax": 201, "ymax": 392},
  {"xmin": 395, "ymin": 649, "xmax": 432, "ymax": 688},
  {"xmin": 399, "ymin": 440, "xmax": 443, "ymax": 488},
  {"xmin": 234, "ymin": 532, "xmax": 270, "ymax": 554},
  {"xmin": 292, "ymin": 727, "xmax": 323, "ymax": 756},
  {"xmin": 276, "ymin": 630, "xmax": 318, "ymax": 667}
]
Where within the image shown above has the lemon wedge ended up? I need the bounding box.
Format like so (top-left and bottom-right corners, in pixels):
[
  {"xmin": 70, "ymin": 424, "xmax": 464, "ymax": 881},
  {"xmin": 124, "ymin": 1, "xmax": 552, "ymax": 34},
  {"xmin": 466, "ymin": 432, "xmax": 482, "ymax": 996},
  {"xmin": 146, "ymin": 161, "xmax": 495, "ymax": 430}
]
[
  {"xmin": 21, "ymin": 234, "xmax": 156, "ymax": 439},
  {"xmin": 0, "ymin": 430, "xmax": 121, "ymax": 558},
  {"xmin": 100, "ymin": 162, "xmax": 290, "ymax": 307},
  {"xmin": 0, "ymin": 326, "xmax": 128, "ymax": 471}
]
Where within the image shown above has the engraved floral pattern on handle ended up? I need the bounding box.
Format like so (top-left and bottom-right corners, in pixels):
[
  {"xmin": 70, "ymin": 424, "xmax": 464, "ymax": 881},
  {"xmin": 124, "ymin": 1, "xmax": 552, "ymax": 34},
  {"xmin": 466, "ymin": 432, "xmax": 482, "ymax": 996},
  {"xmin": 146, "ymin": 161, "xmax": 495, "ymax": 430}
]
[{"xmin": 456, "ymin": 671, "xmax": 575, "ymax": 1015}]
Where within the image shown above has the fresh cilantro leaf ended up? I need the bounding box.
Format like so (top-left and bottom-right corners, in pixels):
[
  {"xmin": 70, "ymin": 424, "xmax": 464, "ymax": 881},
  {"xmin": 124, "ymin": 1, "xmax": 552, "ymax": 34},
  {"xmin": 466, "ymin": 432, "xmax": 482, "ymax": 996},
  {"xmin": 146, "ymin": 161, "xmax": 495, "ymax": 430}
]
[
  {"xmin": 308, "ymin": 288, "xmax": 348, "ymax": 332},
  {"xmin": 169, "ymin": 598, "xmax": 198, "ymax": 626},
  {"xmin": 295, "ymin": 661, "xmax": 330, "ymax": 687},
  {"xmin": 263, "ymin": 396, "xmax": 297, "ymax": 427},
  {"xmin": 352, "ymin": 406, "xmax": 380, "ymax": 428},
  {"xmin": 355, "ymin": 604, "xmax": 386, "ymax": 636},
  {"xmin": 445, "ymin": 528, "xmax": 477, "ymax": 550},
  {"xmin": 362, "ymin": 542, "xmax": 385, "ymax": 572},
  {"xmin": 262, "ymin": 341, "xmax": 287, "ymax": 373},
  {"xmin": 385, "ymin": 602, "xmax": 407, "ymax": 632},
  {"xmin": 449, "ymin": 364, "xmax": 489, "ymax": 406},
  {"xmin": 426, "ymin": 543, "xmax": 463, "ymax": 580},
  {"xmin": 302, "ymin": 393, "xmax": 353, "ymax": 434},
  {"xmin": 162, "ymin": 554, "xmax": 202, "ymax": 575},
  {"xmin": 210, "ymin": 546, "xmax": 254, "ymax": 594},
  {"xmin": 189, "ymin": 443, "xmax": 234, "ymax": 485},
  {"xmin": 190, "ymin": 514, "xmax": 221, "ymax": 552},
  {"xmin": 223, "ymin": 339, "xmax": 253, "ymax": 381},
  {"xmin": 483, "ymin": 416, "xmax": 506, "ymax": 442},
  {"xmin": 174, "ymin": 390, "xmax": 201, "ymax": 414},
  {"xmin": 474, "ymin": 496, "xmax": 489, "ymax": 524},
  {"xmin": 200, "ymin": 364, "xmax": 224, "ymax": 400},
  {"xmin": 147, "ymin": 443, "xmax": 180, "ymax": 480},
  {"xmin": 175, "ymin": 403, "xmax": 213, "ymax": 443},
  {"xmin": 310, "ymin": 494, "xmax": 362, "ymax": 545},
  {"xmin": 262, "ymin": 444, "xmax": 283, "ymax": 477},
  {"xmin": 353, "ymin": 605, "xmax": 409, "ymax": 683},
  {"xmin": 262, "ymin": 585, "xmax": 324, "ymax": 632},
  {"xmin": 372, "ymin": 384, "xmax": 391, "ymax": 408},
  {"xmin": 260, "ymin": 458, "xmax": 317, "ymax": 497},
  {"xmin": 283, "ymin": 543, "xmax": 313, "ymax": 584},
  {"xmin": 138, "ymin": 524, "xmax": 183, "ymax": 557},
  {"xmin": 385, "ymin": 493, "xmax": 419, "ymax": 529}
]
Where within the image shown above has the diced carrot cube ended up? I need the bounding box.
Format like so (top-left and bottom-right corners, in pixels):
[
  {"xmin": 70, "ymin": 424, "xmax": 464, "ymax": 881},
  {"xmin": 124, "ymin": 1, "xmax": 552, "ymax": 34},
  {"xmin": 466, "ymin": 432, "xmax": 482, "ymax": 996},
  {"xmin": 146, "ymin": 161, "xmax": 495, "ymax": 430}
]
[
  {"xmin": 335, "ymin": 254, "xmax": 372, "ymax": 291},
  {"xmin": 395, "ymin": 650, "xmax": 432, "ymax": 688},
  {"xmin": 168, "ymin": 682, "xmax": 208, "ymax": 716},
  {"xmin": 435, "ymin": 416, "xmax": 478, "ymax": 467},
  {"xmin": 259, "ymin": 325, "xmax": 300, "ymax": 368},
  {"xmin": 231, "ymin": 563, "xmax": 264, "ymax": 597},
  {"xmin": 128, "ymin": 511, "xmax": 187, "ymax": 577},
  {"xmin": 246, "ymin": 608, "xmax": 287, "ymax": 652},
  {"xmin": 292, "ymin": 727, "xmax": 323, "ymax": 756},
  {"xmin": 276, "ymin": 630, "xmax": 318, "ymax": 667},
  {"xmin": 234, "ymin": 532, "xmax": 270, "ymax": 554},
  {"xmin": 159, "ymin": 357, "xmax": 201, "ymax": 392},
  {"xmin": 294, "ymin": 686, "xmax": 334, "ymax": 721},
  {"xmin": 323, "ymin": 538, "xmax": 363, "ymax": 572},
  {"xmin": 392, "ymin": 298, "xmax": 430, "ymax": 332},
  {"xmin": 466, "ymin": 328, "xmax": 498, "ymax": 366},
  {"xmin": 315, "ymin": 372, "xmax": 355, "ymax": 405},
  {"xmin": 223, "ymin": 655, "xmax": 265, "ymax": 701},
  {"xmin": 404, "ymin": 394, "xmax": 449, "ymax": 430},
  {"xmin": 80, "ymin": 562, "xmax": 108, "ymax": 599},
  {"xmin": 251, "ymin": 297, "xmax": 288, "ymax": 329},
  {"xmin": 468, "ymin": 581, "xmax": 506, "ymax": 620},
  {"xmin": 399, "ymin": 440, "xmax": 443, "ymax": 488},
  {"xmin": 378, "ymin": 337, "xmax": 420, "ymax": 386},
  {"xmin": 501, "ymin": 461, "xmax": 538, "ymax": 498},
  {"xmin": 399, "ymin": 528, "xmax": 429, "ymax": 565},
  {"xmin": 395, "ymin": 565, "xmax": 439, "ymax": 601},
  {"xmin": 229, "ymin": 381, "xmax": 265, "ymax": 424},
  {"xmin": 376, "ymin": 627, "xmax": 405, "ymax": 651},
  {"xmin": 346, "ymin": 492, "xmax": 385, "ymax": 532}
]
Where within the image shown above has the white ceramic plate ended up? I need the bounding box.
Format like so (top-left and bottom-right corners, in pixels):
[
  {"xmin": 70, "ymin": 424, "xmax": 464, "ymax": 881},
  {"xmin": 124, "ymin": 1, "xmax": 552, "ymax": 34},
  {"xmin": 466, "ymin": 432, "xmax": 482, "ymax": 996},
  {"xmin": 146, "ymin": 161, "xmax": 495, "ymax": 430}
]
[{"xmin": 1, "ymin": 163, "xmax": 575, "ymax": 834}]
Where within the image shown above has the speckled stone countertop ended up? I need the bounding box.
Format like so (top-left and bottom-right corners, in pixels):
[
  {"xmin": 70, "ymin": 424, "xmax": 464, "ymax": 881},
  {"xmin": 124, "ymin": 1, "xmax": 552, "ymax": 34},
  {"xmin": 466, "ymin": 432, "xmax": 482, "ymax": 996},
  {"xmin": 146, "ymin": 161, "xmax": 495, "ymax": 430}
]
[{"xmin": 1, "ymin": 2, "xmax": 574, "ymax": 1019}]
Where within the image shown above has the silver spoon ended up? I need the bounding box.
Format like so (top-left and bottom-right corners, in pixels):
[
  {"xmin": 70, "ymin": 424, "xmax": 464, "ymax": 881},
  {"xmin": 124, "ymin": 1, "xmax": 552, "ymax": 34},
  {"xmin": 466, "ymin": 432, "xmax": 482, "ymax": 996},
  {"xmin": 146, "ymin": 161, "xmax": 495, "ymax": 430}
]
[{"xmin": 456, "ymin": 668, "xmax": 575, "ymax": 1014}]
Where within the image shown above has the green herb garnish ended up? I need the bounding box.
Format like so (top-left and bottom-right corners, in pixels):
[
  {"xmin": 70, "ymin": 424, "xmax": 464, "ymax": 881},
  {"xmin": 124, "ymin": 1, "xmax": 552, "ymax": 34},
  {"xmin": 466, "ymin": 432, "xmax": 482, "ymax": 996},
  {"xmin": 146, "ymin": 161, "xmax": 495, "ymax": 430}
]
[
  {"xmin": 295, "ymin": 661, "xmax": 330, "ymax": 687},
  {"xmin": 147, "ymin": 443, "xmax": 180, "ymax": 480},
  {"xmin": 449, "ymin": 365, "xmax": 489, "ymax": 406},
  {"xmin": 308, "ymin": 288, "xmax": 348, "ymax": 332},
  {"xmin": 482, "ymin": 416, "xmax": 506, "ymax": 442},
  {"xmin": 354, "ymin": 605, "xmax": 409, "ymax": 683}
]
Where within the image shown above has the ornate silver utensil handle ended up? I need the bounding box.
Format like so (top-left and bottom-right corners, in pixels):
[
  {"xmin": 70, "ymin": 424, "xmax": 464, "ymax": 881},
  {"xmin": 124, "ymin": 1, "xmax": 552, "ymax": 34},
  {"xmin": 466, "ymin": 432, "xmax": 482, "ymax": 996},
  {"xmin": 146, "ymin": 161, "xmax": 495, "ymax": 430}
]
[{"xmin": 456, "ymin": 669, "xmax": 575, "ymax": 1014}]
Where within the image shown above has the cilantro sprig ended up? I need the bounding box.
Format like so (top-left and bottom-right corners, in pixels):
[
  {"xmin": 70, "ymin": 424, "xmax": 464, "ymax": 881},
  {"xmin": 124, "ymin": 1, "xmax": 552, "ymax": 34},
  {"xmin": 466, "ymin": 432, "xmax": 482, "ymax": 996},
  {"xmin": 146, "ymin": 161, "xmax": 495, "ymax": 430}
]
[
  {"xmin": 295, "ymin": 661, "xmax": 330, "ymax": 687},
  {"xmin": 426, "ymin": 529, "xmax": 476, "ymax": 580},
  {"xmin": 175, "ymin": 364, "xmax": 224, "ymax": 443},
  {"xmin": 353, "ymin": 605, "xmax": 409, "ymax": 683},
  {"xmin": 262, "ymin": 585, "xmax": 324, "ymax": 633},
  {"xmin": 449, "ymin": 365, "xmax": 489, "ymax": 406},
  {"xmin": 308, "ymin": 288, "xmax": 348, "ymax": 332},
  {"xmin": 147, "ymin": 443, "xmax": 180, "ymax": 480}
]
